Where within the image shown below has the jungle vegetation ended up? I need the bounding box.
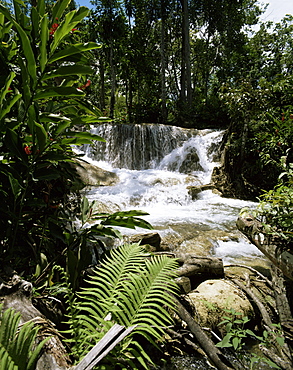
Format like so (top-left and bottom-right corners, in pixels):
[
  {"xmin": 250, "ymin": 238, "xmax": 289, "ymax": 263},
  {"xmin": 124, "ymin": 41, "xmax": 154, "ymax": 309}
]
[{"xmin": 0, "ymin": 0, "xmax": 292, "ymax": 368}]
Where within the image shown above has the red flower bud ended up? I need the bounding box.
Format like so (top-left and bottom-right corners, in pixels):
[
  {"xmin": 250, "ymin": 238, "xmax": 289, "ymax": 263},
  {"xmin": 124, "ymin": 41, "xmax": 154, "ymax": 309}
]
[
  {"xmin": 49, "ymin": 23, "xmax": 59, "ymax": 36},
  {"xmin": 79, "ymin": 79, "xmax": 91, "ymax": 90},
  {"xmin": 24, "ymin": 146, "xmax": 32, "ymax": 155}
]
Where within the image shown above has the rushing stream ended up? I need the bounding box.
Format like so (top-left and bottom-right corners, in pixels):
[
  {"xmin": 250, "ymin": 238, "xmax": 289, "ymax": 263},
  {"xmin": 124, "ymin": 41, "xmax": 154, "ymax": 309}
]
[{"xmin": 79, "ymin": 123, "xmax": 266, "ymax": 268}]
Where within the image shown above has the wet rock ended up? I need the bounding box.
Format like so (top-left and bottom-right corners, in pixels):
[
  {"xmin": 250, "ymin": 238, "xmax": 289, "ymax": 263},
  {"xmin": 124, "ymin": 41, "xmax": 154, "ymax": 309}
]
[
  {"xmin": 187, "ymin": 279, "xmax": 254, "ymax": 332},
  {"xmin": 74, "ymin": 159, "xmax": 119, "ymax": 187},
  {"xmin": 129, "ymin": 232, "xmax": 162, "ymax": 251},
  {"xmin": 179, "ymin": 149, "xmax": 203, "ymax": 174}
]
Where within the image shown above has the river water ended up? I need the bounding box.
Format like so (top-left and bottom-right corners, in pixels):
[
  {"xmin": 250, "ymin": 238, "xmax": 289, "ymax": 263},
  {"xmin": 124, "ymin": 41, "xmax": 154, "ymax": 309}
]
[{"xmin": 79, "ymin": 123, "xmax": 266, "ymax": 268}]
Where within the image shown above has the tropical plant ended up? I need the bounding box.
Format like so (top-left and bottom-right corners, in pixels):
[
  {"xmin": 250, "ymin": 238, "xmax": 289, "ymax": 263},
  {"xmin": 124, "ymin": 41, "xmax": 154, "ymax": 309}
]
[
  {"xmin": 254, "ymin": 157, "xmax": 293, "ymax": 251},
  {"xmin": 63, "ymin": 243, "xmax": 179, "ymax": 369},
  {"xmin": 216, "ymin": 308, "xmax": 283, "ymax": 369},
  {"xmin": 0, "ymin": 0, "xmax": 106, "ymax": 273},
  {"xmin": 0, "ymin": 0, "xmax": 155, "ymax": 288},
  {"xmin": 0, "ymin": 305, "xmax": 49, "ymax": 370}
]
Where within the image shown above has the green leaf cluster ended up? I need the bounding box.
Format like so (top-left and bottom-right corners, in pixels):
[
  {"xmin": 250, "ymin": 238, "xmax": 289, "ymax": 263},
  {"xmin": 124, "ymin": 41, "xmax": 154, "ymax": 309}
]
[
  {"xmin": 255, "ymin": 160, "xmax": 293, "ymax": 250},
  {"xmin": 216, "ymin": 308, "xmax": 284, "ymax": 369}
]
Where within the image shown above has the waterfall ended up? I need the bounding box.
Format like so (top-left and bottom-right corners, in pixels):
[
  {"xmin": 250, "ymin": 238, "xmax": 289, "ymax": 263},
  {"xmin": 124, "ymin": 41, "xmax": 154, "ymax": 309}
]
[
  {"xmin": 82, "ymin": 123, "xmax": 221, "ymax": 178},
  {"xmin": 80, "ymin": 123, "xmax": 264, "ymax": 265}
]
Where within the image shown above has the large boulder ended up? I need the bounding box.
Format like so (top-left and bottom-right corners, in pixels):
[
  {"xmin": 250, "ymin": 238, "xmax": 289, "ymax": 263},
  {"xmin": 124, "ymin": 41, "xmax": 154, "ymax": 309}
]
[
  {"xmin": 74, "ymin": 159, "xmax": 119, "ymax": 187},
  {"xmin": 187, "ymin": 279, "xmax": 254, "ymax": 332}
]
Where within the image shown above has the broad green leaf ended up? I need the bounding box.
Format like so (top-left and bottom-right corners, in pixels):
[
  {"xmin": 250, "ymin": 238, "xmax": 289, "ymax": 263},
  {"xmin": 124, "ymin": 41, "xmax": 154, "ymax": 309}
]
[
  {"xmin": 0, "ymin": 14, "xmax": 4, "ymax": 37},
  {"xmin": 102, "ymin": 216, "xmax": 153, "ymax": 230},
  {"xmin": 67, "ymin": 131, "xmax": 106, "ymax": 142},
  {"xmin": 51, "ymin": 0, "xmax": 71, "ymax": 24},
  {"xmin": 35, "ymin": 122, "xmax": 48, "ymax": 152},
  {"xmin": 27, "ymin": 104, "xmax": 37, "ymax": 134},
  {"xmin": 37, "ymin": 0, "xmax": 45, "ymax": 18},
  {"xmin": 55, "ymin": 120, "xmax": 71, "ymax": 134},
  {"xmin": 31, "ymin": 6, "xmax": 40, "ymax": 40},
  {"xmin": 60, "ymin": 137, "xmax": 92, "ymax": 145},
  {"xmin": 70, "ymin": 116, "xmax": 110, "ymax": 125},
  {"xmin": 0, "ymin": 71, "xmax": 16, "ymax": 106},
  {"xmin": 232, "ymin": 336, "xmax": 240, "ymax": 350},
  {"xmin": 39, "ymin": 15, "xmax": 48, "ymax": 73},
  {"xmin": 35, "ymin": 87, "xmax": 85, "ymax": 100},
  {"xmin": 0, "ymin": 94, "xmax": 22, "ymax": 121},
  {"xmin": 4, "ymin": 129, "xmax": 27, "ymax": 162},
  {"xmin": 48, "ymin": 42, "xmax": 100, "ymax": 63},
  {"xmin": 39, "ymin": 112, "xmax": 71, "ymax": 123},
  {"xmin": 216, "ymin": 334, "xmax": 233, "ymax": 348},
  {"xmin": 81, "ymin": 196, "xmax": 90, "ymax": 224},
  {"xmin": 72, "ymin": 98, "xmax": 103, "ymax": 116},
  {"xmin": 111, "ymin": 210, "xmax": 150, "ymax": 217},
  {"xmin": 18, "ymin": 57, "xmax": 32, "ymax": 105},
  {"xmin": 34, "ymin": 167, "xmax": 61, "ymax": 180},
  {"xmin": 8, "ymin": 174, "xmax": 21, "ymax": 199},
  {"xmin": 42, "ymin": 65, "xmax": 93, "ymax": 80}
]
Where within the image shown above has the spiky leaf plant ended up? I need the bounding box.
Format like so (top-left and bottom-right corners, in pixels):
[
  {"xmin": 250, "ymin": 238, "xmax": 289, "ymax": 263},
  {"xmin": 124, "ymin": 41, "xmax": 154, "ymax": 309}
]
[
  {"xmin": 0, "ymin": 305, "xmax": 48, "ymax": 370},
  {"xmin": 66, "ymin": 243, "xmax": 179, "ymax": 369}
]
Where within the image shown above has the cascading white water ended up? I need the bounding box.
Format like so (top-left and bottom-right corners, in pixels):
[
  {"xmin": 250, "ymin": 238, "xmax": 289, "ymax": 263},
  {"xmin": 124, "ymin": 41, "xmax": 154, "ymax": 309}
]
[{"xmin": 80, "ymin": 123, "xmax": 265, "ymax": 265}]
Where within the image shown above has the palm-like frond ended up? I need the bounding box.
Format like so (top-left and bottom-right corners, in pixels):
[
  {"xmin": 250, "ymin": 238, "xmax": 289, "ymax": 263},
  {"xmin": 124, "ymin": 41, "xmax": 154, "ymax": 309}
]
[
  {"xmin": 67, "ymin": 243, "xmax": 179, "ymax": 367},
  {"xmin": 0, "ymin": 306, "xmax": 48, "ymax": 370}
]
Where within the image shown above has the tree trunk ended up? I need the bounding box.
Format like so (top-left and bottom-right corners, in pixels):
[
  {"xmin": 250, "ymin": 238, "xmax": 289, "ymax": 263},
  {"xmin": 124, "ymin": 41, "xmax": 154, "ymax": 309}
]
[
  {"xmin": 236, "ymin": 215, "xmax": 293, "ymax": 281},
  {"xmin": 109, "ymin": 42, "xmax": 116, "ymax": 119},
  {"xmin": 160, "ymin": 8, "xmax": 167, "ymax": 123},
  {"xmin": 0, "ymin": 268, "xmax": 71, "ymax": 370},
  {"xmin": 180, "ymin": 0, "xmax": 192, "ymax": 107},
  {"xmin": 99, "ymin": 55, "xmax": 105, "ymax": 111}
]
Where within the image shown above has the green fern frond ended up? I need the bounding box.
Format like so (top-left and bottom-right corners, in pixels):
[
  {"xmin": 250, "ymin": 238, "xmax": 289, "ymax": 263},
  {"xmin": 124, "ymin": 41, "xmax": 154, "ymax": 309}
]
[{"xmin": 66, "ymin": 243, "xmax": 179, "ymax": 367}]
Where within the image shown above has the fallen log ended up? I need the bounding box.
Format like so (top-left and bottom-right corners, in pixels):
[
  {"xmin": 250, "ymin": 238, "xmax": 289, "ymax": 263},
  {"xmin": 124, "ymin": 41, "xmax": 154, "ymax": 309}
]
[
  {"xmin": 173, "ymin": 296, "xmax": 235, "ymax": 370},
  {"xmin": 176, "ymin": 255, "xmax": 224, "ymax": 278},
  {"xmin": 236, "ymin": 215, "xmax": 293, "ymax": 281},
  {"xmin": 0, "ymin": 268, "xmax": 71, "ymax": 370}
]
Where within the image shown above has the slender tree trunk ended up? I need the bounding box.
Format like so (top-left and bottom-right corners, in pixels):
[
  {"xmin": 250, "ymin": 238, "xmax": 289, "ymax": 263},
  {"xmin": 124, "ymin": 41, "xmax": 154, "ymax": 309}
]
[
  {"xmin": 180, "ymin": 0, "xmax": 192, "ymax": 106},
  {"xmin": 160, "ymin": 4, "xmax": 167, "ymax": 123},
  {"xmin": 109, "ymin": 42, "xmax": 116, "ymax": 119},
  {"xmin": 99, "ymin": 56, "xmax": 105, "ymax": 111},
  {"xmin": 127, "ymin": 79, "xmax": 134, "ymax": 123}
]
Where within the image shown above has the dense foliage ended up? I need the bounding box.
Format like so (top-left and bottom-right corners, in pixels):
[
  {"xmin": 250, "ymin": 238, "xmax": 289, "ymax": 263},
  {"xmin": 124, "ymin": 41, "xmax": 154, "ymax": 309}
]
[
  {"xmin": 83, "ymin": 0, "xmax": 264, "ymax": 126},
  {"xmin": 0, "ymin": 0, "xmax": 152, "ymax": 288},
  {"xmin": 0, "ymin": 0, "xmax": 292, "ymax": 368}
]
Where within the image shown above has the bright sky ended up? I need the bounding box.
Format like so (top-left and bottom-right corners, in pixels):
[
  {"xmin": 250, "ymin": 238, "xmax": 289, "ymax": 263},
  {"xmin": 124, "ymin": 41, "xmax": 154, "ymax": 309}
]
[
  {"xmin": 261, "ymin": 0, "xmax": 293, "ymax": 22},
  {"xmin": 77, "ymin": 0, "xmax": 293, "ymax": 24}
]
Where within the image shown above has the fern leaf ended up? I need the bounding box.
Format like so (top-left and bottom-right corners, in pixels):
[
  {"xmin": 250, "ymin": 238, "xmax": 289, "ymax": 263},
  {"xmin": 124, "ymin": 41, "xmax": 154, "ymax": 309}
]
[
  {"xmin": 0, "ymin": 305, "xmax": 48, "ymax": 370},
  {"xmin": 78, "ymin": 243, "xmax": 148, "ymax": 317},
  {"xmin": 26, "ymin": 336, "xmax": 50, "ymax": 370},
  {"xmin": 66, "ymin": 243, "xmax": 179, "ymax": 367}
]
